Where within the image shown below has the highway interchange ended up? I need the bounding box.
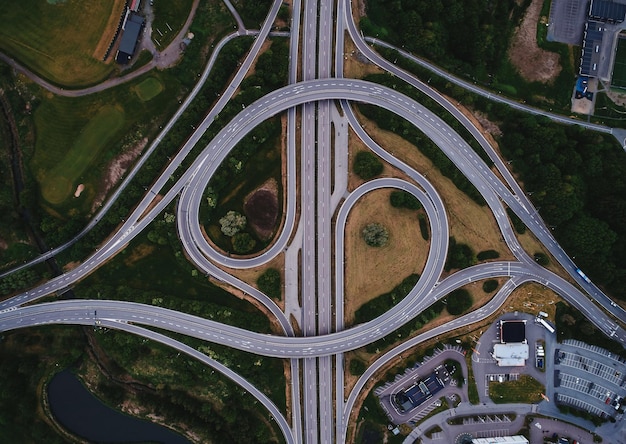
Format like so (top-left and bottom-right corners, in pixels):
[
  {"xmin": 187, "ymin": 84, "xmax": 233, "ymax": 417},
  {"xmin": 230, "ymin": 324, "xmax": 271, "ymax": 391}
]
[{"xmin": 1, "ymin": 0, "xmax": 626, "ymax": 443}]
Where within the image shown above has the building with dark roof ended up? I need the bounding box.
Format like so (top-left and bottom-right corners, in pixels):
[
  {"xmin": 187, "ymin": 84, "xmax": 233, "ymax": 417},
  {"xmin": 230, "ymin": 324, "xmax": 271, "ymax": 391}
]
[
  {"xmin": 393, "ymin": 370, "xmax": 445, "ymax": 412},
  {"xmin": 116, "ymin": 12, "xmax": 145, "ymax": 64},
  {"xmin": 589, "ymin": 0, "xmax": 626, "ymax": 23},
  {"xmin": 500, "ymin": 320, "xmax": 526, "ymax": 344},
  {"xmin": 580, "ymin": 20, "xmax": 607, "ymax": 76}
]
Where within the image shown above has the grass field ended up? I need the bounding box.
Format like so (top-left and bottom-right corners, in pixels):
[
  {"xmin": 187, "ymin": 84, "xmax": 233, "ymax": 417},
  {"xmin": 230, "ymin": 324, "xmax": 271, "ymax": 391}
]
[
  {"xmin": 0, "ymin": 0, "xmax": 119, "ymax": 86},
  {"xmin": 613, "ymin": 38, "xmax": 626, "ymax": 89},
  {"xmin": 40, "ymin": 105, "xmax": 124, "ymax": 205},
  {"xmin": 134, "ymin": 77, "xmax": 164, "ymax": 101},
  {"xmin": 152, "ymin": 0, "xmax": 194, "ymax": 49},
  {"xmin": 31, "ymin": 71, "xmax": 181, "ymax": 214},
  {"xmin": 344, "ymin": 186, "xmax": 429, "ymax": 325},
  {"xmin": 489, "ymin": 374, "xmax": 544, "ymax": 403}
]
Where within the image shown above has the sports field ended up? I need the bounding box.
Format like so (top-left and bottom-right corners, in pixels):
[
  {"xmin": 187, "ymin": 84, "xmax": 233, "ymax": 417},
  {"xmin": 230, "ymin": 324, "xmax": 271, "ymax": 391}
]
[
  {"xmin": 612, "ymin": 37, "xmax": 626, "ymax": 89},
  {"xmin": 0, "ymin": 0, "xmax": 123, "ymax": 86},
  {"xmin": 39, "ymin": 105, "xmax": 124, "ymax": 205}
]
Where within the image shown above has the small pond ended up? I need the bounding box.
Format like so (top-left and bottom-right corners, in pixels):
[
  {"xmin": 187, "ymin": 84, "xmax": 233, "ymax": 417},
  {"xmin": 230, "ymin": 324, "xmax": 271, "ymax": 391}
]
[{"xmin": 48, "ymin": 370, "xmax": 191, "ymax": 444}]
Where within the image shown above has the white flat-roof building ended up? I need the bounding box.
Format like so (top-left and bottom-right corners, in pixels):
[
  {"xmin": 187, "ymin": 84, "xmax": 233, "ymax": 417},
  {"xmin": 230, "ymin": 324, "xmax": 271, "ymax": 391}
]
[
  {"xmin": 472, "ymin": 436, "xmax": 529, "ymax": 444},
  {"xmin": 493, "ymin": 343, "xmax": 529, "ymax": 367}
]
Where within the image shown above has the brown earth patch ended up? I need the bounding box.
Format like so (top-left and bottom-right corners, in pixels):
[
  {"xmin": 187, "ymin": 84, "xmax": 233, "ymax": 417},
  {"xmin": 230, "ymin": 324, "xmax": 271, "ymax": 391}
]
[
  {"xmin": 244, "ymin": 179, "xmax": 279, "ymax": 241},
  {"xmin": 92, "ymin": 0, "xmax": 127, "ymax": 61},
  {"xmin": 343, "ymin": 36, "xmax": 385, "ymax": 80},
  {"xmin": 92, "ymin": 137, "xmax": 148, "ymax": 213},
  {"xmin": 124, "ymin": 243, "xmax": 156, "ymax": 266},
  {"xmin": 508, "ymin": 0, "xmax": 561, "ymax": 83}
]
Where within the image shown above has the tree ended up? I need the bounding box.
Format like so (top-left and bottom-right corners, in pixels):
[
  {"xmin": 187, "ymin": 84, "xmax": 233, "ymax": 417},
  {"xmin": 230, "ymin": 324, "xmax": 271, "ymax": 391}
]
[
  {"xmin": 219, "ymin": 211, "xmax": 246, "ymax": 236},
  {"xmin": 445, "ymin": 237, "xmax": 475, "ymax": 271},
  {"xmin": 232, "ymin": 232, "xmax": 256, "ymax": 253},
  {"xmin": 446, "ymin": 289, "xmax": 473, "ymax": 315},
  {"xmin": 353, "ymin": 151, "xmax": 383, "ymax": 179},
  {"xmin": 390, "ymin": 190, "xmax": 421, "ymax": 209},
  {"xmin": 257, "ymin": 268, "xmax": 281, "ymax": 299},
  {"xmin": 362, "ymin": 223, "xmax": 389, "ymax": 247},
  {"xmin": 482, "ymin": 279, "xmax": 498, "ymax": 293},
  {"xmin": 349, "ymin": 359, "xmax": 366, "ymax": 376},
  {"xmin": 533, "ymin": 252, "xmax": 549, "ymax": 266}
]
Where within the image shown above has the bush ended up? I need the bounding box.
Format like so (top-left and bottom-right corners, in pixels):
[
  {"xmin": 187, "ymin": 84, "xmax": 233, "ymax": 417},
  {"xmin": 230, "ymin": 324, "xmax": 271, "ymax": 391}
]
[
  {"xmin": 362, "ymin": 222, "xmax": 389, "ymax": 247},
  {"xmin": 257, "ymin": 268, "xmax": 281, "ymax": 300},
  {"xmin": 446, "ymin": 289, "xmax": 473, "ymax": 315},
  {"xmin": 506, "ymin": 208, "xmax": 526, "ymax": 234},
  {"xmin": 477, "ymin": 250, "xmax": 500, "ymax": 261},
  {"xmin": 418, "ymin": 214, "xmax": 429, "ymax": 240},
  {"xmin": 482, "ymin": 279, "xmax": 499, "ymax": 293},
  {"xmin": 353, "ymin": 151, "xmax": 383, "ymax": 179},
  {"xmin": 390, "ymin": 190, "xmax": 421, "ymax": 209},
  {"xmin": 354, "ymin": 274, "xmax": 420, "ymax": 323},
  {"xmin": 349, "ymin": 359, "xmax": 367, "ymax": 376}
]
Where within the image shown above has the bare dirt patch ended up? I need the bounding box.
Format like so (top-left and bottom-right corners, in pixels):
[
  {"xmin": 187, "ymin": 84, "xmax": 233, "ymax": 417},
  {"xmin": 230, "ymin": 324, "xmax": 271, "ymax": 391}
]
[
  {"xmin": 92, "ymin": 137, "xmax": 148, "ymax": 213},
  {"xmin": 344, "ymin": 188, "xmax": 429, "ymax": 325},
  {"xmin": 124, "ymin": 243, "xmax": 156, "ymax": 267},
  {"xmin": 508, "ymin": 0, "xmax": 562, "ymax": 83},
  {"xmin": 73, "ymin": 183, "xmax": 85, "ymax": 197},
  {"xmin": 343, "ymin": 36, "xmax": 385, "ymax": 80},
  {"xmin": 244, "ymin": 179, "xmax": 279, "ymax": 241}
]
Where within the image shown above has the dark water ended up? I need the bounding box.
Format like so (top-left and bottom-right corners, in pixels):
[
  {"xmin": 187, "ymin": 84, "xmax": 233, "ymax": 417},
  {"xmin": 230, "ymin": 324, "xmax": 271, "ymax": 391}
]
[{"xmin": 48, "ymin": 370, "xmax": 191, "ymax": 444}]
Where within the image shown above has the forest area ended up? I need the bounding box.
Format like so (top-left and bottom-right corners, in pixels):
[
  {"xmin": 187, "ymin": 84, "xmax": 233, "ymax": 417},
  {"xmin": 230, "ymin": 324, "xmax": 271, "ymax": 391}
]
[
  {"xmin": 361, "ymin": 0, "xmax": 530, "ymax": 79},
  {"xmin": 361, "ymin": 1, "xmax": 626, "ymax": 301}
]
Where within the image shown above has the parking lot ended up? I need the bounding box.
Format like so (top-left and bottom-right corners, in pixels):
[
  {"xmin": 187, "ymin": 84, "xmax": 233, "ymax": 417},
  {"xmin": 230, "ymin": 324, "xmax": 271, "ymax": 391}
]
[
  {"xmin": 557, "ymin": 349, "xmax": 626, "ymax": 387},
  {"xmin": 556, "ymin": 393, "xmax": 605, "ymax": 416},
  {"xmin": 558, "ymin": 372, "xmax": 616, "ymax": 402}
]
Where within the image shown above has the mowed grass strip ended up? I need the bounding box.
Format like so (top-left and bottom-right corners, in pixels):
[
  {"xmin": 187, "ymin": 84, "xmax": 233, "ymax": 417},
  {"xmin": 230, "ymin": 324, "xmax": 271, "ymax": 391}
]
[
  {"xmin": 0, "ymin": 0, "xmax": 115, "ymax": 86},
  {"xmin": 134, "ymin": 77, "xmax": 164, "ymax": 102},
  {"xmin": 40, "ymin": 105, "xmax": 124, "ymax": 205},
  {"xmin": 489, "ymin": 375, "xmax": 544, "ymax": 404}
]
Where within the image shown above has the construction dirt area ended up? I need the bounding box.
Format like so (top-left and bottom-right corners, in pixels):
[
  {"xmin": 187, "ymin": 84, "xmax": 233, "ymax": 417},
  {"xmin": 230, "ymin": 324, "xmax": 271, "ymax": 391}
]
[{"xmin": 508, "ymin": 0, "xmax": 562, "ymax": 83}]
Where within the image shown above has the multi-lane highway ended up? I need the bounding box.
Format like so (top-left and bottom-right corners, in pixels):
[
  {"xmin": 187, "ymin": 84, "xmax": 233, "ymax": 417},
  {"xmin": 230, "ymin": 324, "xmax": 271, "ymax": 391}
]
[{"xmin": 2, "ymin": 1, "xmax": 626, "ymax": 443}]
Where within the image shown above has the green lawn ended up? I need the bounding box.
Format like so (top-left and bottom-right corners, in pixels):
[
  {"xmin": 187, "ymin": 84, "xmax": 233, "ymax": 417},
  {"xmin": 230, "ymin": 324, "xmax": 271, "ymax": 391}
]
[
  {"xmin": 31, "ymin": 70, "xmax": 181, "ymax": 214},
  {"xmin": 489, "ymin": 375, "xmax": 544, "ymax": 404},
  {"xmin": 134, "ymin": 77, "xmax": 164, "ymax": 101},
  {"xmin": 151, "ymin": 0, "xmax": 195, "ymax": 49},
  {"xmin": 0, "ymin": 0, "xmax": 119, "ymax": 86},
  {"xmin": 40, "ymin": 105, "xmax": 124, "ymax": 205}
]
